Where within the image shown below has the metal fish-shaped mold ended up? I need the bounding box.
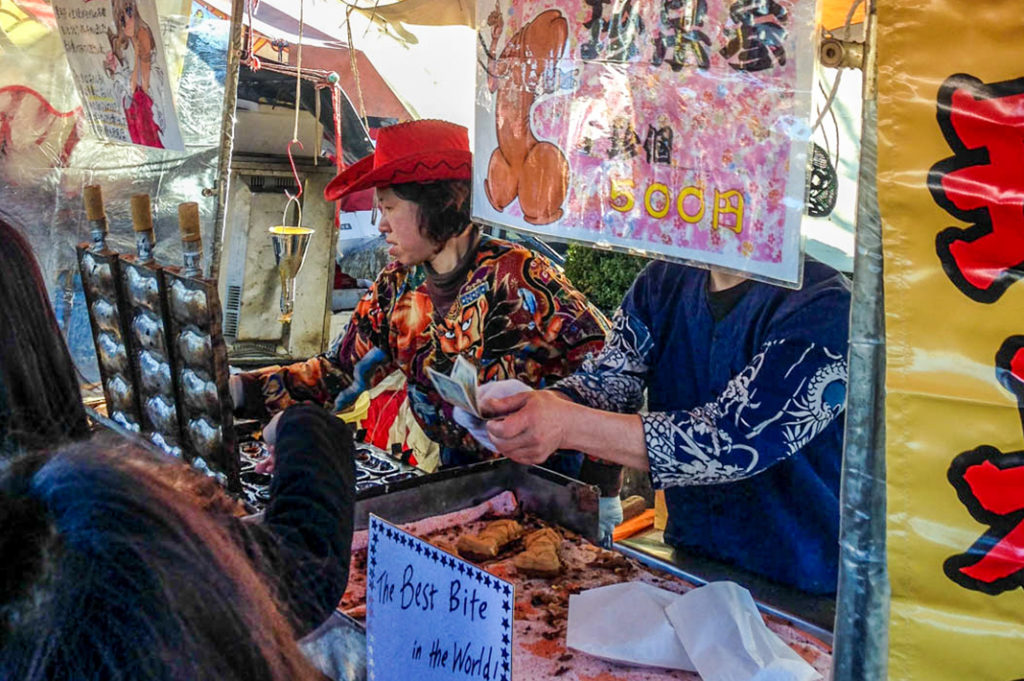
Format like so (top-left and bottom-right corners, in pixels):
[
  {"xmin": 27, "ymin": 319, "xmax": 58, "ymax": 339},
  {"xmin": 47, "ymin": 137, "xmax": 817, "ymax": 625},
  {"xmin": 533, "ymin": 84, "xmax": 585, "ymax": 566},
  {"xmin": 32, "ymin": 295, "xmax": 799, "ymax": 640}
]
[
  {"xmin": 111, "ymin": 410, "xmax": 141, "ymax": 433},
  {"xmin": 91, "ymin": 298, "xmax": 120, "ymax": 335},
  {"xmin": 169, "ymin": 279, "xmax": 208, "ymax": 323},
  {"xmin": 145, "ymin": 395, "xmax": 179, "ymax": 434},
  {"xmin": 96, "ymin": 332, "xmax": 129, "ymax": 374},
  {"xmin": 151, "ymin": 432, "xmax": 183, "ymax": 459},
  {"xmin": 180, "ymin": 367, "xmax": 220, "ymax": 412},
  {"xmin": 126, "ymin": 266, "xmax": 161, "ymax": 309},
  {"xmin": 132, "ymin": 311, "xmax": 166, "ymax": 354},
  {"xmin": 176, "ymin": 328, "xmax": 212, "ymax": 367},
  {"xmin": 106, "ymin": 374, "xmax": 135, "ymax": 412},
  {"xmin": 138, "ymin": 350, "xmax": 173, "ymax": 396},
  {"xmin": 81, "ymin": 253, "xmax": 114, "ymax": 295},
  {"xmin": 188, "ymin": 417, "xmax": 222, "ymax": 458}
]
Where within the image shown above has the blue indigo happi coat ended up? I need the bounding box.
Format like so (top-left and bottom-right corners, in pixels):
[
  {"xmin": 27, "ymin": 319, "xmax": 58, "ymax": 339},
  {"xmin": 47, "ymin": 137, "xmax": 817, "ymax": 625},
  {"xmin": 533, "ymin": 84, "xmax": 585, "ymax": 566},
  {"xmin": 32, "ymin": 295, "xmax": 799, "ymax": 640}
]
[{"xmin": 556, "ymin": 260, "xmax": 850, "ymax": 593}]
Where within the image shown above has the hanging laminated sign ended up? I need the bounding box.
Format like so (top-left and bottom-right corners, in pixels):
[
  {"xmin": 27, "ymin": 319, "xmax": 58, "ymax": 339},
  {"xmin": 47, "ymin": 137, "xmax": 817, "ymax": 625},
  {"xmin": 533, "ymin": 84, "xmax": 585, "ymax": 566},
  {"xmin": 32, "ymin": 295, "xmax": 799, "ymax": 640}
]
[
  {"xmin": 52, "ymin": 0, "xmax": 184, "ymax": 151},
  {"xmin": 366, "ymin": 516, "xmax": 514, "ymax": 681},
  {"xmin": 472, "ymin": 0, "xmax": 817, "ymax": 285}
]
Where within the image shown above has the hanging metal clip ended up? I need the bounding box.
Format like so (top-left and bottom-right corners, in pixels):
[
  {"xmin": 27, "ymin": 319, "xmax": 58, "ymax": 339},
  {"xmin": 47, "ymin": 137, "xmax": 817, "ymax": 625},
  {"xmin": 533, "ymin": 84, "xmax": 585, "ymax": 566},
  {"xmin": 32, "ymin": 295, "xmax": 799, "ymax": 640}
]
[{"xmin": 820, "ymin": 38, "xmax": 864, "ymax": 70}]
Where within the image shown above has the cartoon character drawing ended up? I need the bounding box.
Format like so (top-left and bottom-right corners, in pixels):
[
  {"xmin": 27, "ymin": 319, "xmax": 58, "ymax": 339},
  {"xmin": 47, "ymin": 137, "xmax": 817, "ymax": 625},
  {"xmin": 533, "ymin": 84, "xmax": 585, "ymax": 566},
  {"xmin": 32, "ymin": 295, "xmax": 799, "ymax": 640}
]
[
  {"xmin": 437, "ymin": 278, "xmax": 525, "ymax": 361},
  {"xmin": 481, "ymin": 7, "xmax": 570, "ymax": 225},
  {"xmin": 106, "ymin": 0, "xmax": 164, "ymax": 148},
  {"xmin": 438, "ymin": 302, "xmax": 487, "ymax": 358}
]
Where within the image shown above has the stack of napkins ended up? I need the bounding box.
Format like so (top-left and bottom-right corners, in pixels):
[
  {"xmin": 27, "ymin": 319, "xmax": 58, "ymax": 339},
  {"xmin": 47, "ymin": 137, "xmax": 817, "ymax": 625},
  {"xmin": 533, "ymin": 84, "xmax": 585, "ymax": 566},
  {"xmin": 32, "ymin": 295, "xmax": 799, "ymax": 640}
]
[{"xmin": 567, "ymin": 581, "xmax": 820, "ymax": 681}]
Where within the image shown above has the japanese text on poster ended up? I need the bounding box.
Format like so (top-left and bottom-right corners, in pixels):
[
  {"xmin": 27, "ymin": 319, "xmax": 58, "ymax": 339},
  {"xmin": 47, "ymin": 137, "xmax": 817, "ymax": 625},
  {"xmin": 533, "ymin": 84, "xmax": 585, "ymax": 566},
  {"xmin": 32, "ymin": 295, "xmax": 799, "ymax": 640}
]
[
  {"xmin": 366, "ymin": 516, "xmax": 514, "ymax": 681},
  {"xmin": 53, "ymin": 0, "xmax": 183, "ymax": 150},
  {"xmin": 878, "ymin": 0, "xmax": 1024, "ymax": 678},
  {"xmin": 930, "ymin": 74, "xmax": 1024, "ymax": 594},
  {"xmin": 472, "ymin": 0, "xmax": 816, "ymax": 285}
]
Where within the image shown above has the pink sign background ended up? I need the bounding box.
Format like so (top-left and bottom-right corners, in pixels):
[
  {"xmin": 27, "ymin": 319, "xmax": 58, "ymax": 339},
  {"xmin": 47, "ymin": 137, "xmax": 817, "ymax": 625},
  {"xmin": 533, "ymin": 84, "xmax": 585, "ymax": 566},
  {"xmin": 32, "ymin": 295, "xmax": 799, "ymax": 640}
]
[{"xmin": 472, "ymin": 0, "xmax": 816, "ymax": 285}]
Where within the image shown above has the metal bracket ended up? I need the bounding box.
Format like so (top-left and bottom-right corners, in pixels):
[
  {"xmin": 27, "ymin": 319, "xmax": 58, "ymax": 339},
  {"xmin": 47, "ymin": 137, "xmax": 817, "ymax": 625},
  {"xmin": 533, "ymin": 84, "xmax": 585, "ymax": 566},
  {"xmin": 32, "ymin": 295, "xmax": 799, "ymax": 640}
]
[{"xmin": 820, "ymin": 38, "xmax": 865, "ymax": 69}]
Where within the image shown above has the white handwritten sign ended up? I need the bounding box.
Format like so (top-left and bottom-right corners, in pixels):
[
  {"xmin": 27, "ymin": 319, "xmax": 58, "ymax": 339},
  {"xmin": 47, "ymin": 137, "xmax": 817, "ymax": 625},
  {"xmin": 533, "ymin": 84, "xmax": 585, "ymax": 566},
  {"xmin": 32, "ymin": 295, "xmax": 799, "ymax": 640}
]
[
  {"xmin": 53, "ymin": 0, "xmax": 183, "ymax": 150},
  {"xmin": 367, "ymin": 515, "xmax": 514, "ymax": 681}
]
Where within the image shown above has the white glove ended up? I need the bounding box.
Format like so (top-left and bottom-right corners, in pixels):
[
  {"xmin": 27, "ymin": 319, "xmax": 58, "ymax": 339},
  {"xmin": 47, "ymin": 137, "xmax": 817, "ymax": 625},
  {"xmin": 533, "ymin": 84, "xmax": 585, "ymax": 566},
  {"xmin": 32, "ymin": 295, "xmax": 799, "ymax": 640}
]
[
  {"xmin": 598, "ymin": 495, "xmax": 624, "ymax": 547},
  {"xmin": 452, "ymin": 379, "xmax": 534, "ymax": 452},
  {"xmin": 262, "ymin": 410, "xmax": 283, "ymax": 446}
]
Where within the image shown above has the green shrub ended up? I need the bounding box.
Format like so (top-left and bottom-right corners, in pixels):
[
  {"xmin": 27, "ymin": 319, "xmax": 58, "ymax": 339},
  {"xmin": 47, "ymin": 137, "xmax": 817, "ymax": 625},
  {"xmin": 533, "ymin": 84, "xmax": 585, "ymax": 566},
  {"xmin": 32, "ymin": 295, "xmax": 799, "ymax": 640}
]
[{"xmin": 563, "ymin": 244, "xmax": 650, "ymax": 315}]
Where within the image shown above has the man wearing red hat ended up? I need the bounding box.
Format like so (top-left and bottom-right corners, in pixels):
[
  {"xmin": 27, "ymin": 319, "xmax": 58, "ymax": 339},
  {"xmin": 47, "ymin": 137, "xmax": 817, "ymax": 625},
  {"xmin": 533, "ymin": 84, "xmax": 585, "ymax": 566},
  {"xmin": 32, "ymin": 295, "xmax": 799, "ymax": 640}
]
[{"xmin": 231, "ymin": 119, "xmax": 623, "ymax": 530}]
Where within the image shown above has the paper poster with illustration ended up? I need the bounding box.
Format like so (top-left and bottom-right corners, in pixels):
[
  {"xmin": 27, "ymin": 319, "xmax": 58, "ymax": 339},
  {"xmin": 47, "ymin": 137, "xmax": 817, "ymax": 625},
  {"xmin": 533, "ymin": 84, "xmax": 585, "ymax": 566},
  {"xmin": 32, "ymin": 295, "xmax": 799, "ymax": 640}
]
[
  {"xmin": 472, "ymin": 0, "xmax": 816, "ymax": 285},
  {"xmin": 53, "ymin": 0, "xmax": 184, "ymax": 151}
]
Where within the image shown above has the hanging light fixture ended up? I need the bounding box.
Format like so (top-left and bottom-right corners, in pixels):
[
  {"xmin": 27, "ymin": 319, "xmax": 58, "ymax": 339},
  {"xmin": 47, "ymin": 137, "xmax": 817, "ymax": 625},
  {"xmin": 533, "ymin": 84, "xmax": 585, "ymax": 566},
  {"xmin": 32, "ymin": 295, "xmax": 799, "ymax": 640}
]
[{"xmin": 269, "ymin": 0, "xmax": 312, "ymax": 325}]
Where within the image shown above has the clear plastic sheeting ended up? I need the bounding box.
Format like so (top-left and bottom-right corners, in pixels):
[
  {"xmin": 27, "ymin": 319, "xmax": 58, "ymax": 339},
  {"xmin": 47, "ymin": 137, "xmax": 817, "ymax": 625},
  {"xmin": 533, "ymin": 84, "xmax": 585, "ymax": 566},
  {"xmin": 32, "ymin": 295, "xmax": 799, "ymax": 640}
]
[{"xmin": 0, "ymin": 4, "xmax": 229, "ymax": 382}]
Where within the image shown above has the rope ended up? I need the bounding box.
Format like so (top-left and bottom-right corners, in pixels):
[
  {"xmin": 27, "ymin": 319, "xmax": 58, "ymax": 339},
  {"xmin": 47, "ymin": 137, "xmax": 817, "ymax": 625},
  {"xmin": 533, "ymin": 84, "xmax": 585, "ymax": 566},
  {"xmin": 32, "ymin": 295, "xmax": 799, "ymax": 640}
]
[
  {"xmin": 283, "ymin": 0, "xmax": 305, "ymax": 221},
  {"xmin": 314, "ymin": 73, "xmax": 320, "ymax": 166},
  {"xmin": 345, "ymin": 5, "xmax": 370, "ymax": 129},
  {"xmin": 331, "ymin": 84, "xmax": 343, "ymax": 170},
  {"xmin": 242, "ymin": 59, "xmax": 331, "ymax": 81},
  {"xmin": 245, "ymin": 0, "xmax": 255, "ymax": 63},
  {"xmin": 331, "ymin": 83, "xmax": 344, "ymax": 227},
  {"xmin": 292, "ymin": 0, "xmax": 304, "ymax": 144}
]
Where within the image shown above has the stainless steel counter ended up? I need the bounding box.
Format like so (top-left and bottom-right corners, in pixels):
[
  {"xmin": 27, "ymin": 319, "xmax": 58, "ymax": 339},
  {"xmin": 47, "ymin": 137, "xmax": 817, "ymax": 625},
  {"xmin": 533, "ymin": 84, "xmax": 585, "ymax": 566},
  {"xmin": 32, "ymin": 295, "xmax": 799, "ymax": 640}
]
[{"xmin": 301, "ymin": 461, "xmax": 835, "ymax": 680}]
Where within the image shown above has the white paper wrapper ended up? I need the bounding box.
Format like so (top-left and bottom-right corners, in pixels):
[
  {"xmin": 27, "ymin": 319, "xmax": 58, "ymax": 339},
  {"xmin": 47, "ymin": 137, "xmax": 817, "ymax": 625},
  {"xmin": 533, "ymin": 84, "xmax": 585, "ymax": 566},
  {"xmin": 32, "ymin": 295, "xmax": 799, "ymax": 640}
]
[
  {"xmin": 567, "ymin": 582, "xmax": 696, "ymax": 671},
  {"xmin": 567, "ymin": 581, "xmax": 821, "ymax": 681},
  {"xmin": 664, "ymin": 582, "xmax": 821, "ymax": 681}
]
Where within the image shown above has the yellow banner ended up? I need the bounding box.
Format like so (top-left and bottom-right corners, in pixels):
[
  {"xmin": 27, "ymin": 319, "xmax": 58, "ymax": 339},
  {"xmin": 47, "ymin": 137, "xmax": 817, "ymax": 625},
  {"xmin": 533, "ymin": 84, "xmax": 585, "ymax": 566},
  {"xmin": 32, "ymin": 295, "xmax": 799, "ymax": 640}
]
[{"xmin": 879, "ymin": 1, "xmax": 1024, "ymax": 679}]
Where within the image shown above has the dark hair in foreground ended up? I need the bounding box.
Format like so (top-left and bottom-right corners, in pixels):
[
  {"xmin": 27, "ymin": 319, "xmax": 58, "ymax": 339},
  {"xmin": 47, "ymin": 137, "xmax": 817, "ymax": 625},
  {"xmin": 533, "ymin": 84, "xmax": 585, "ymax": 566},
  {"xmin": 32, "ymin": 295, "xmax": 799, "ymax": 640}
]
[
  {"xmin": 391, "ymin": 179, "xmax": 472, "ymax": 246},
  {"xmin": 0, "ymin": 220, "xmax": 89, "ymax": 453},
  {"xmin": 0, "ymin": 442, "xmax": 323, "ymax": 681}
]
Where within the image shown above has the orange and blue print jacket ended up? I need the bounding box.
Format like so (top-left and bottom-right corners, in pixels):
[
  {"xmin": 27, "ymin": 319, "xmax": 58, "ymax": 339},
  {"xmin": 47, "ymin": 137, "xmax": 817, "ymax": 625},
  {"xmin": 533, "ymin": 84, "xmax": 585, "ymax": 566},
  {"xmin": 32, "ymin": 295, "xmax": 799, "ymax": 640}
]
[{"xmin": 237, "ymin": 236, "xmax": 619, "ymax": 490}]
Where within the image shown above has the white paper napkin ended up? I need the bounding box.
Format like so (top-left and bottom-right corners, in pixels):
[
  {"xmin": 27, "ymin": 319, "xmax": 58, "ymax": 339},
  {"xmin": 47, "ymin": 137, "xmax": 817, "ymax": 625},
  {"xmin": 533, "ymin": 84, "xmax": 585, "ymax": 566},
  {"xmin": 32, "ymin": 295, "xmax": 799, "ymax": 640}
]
[
  {"xmin": 664, "ymin": 582, "xmax": 821, "ymax": 681},
  {"xmin": 566, "ymin": 581, "xmax": 821, "ymax": 681},
  {"xmin": 567, "ymin": 582, "xmax": 696, "ymax": 671}
]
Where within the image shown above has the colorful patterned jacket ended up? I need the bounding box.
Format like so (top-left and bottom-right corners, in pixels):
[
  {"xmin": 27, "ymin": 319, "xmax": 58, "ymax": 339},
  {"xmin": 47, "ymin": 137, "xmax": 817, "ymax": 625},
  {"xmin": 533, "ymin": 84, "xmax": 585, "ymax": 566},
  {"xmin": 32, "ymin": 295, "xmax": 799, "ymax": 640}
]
[{"xmin": 237, "ymin": 235, "xmax": 620, "ymax": 492}]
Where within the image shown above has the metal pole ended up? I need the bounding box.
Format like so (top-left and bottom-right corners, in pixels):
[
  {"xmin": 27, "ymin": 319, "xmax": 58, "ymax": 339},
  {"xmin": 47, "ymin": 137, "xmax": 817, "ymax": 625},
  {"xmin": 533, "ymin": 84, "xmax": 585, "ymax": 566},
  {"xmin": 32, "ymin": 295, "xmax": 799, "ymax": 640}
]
[
  {"xmin": 207, "ymin": 0, "xmax": 246, "ymax": 282},
  {"xmin": 832, "ymin": 1, "xmax": 889, "ymax": 680}
]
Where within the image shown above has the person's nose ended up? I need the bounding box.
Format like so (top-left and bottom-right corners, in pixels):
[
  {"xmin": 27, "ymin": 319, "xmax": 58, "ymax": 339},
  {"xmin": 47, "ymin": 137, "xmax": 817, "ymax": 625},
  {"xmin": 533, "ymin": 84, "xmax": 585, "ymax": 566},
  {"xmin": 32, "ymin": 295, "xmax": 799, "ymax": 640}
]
[{"xmin": 377, "ymin": 213, "xmax": 390, "ymax": 234}]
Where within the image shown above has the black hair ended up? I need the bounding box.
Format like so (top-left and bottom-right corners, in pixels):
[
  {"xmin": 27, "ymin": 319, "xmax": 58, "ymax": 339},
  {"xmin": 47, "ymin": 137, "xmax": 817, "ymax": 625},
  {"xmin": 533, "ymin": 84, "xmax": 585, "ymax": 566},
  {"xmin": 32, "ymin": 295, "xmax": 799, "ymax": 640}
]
[
  {"xmin": 0, "ymin": 443, "xmax": 323, "ymax": 681},
  {"xmin": 0, "ymin": 220, "xmax": 89, "ymax": 454},
  {"xmin": 390, "ymin": 179, "xmax": 472, "ymax": 247}
]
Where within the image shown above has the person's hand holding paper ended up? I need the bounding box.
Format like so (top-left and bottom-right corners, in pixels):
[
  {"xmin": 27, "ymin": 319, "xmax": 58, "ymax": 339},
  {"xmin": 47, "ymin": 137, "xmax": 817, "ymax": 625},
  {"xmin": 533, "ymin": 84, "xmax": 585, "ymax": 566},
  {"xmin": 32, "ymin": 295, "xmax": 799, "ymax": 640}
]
[
  {"xmin": 452, "ymin": 378, "xmax": 534, "ymax": 452},
  {"xmin": 427, "ymin": 355, "xmax": 483, "ymax": 417}
]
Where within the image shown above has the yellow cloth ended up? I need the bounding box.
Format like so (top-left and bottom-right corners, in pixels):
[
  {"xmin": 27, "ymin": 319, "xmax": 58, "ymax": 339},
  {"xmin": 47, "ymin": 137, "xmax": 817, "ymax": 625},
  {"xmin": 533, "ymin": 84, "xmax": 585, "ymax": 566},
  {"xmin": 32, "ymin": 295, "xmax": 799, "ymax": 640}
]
[
  {"xmin": 353, "ymin": 370, "xmax": 441, "ymax": 473},
  {"xmin": 335, "ymin": 391, "xmax": 370, "ymax": 424}
]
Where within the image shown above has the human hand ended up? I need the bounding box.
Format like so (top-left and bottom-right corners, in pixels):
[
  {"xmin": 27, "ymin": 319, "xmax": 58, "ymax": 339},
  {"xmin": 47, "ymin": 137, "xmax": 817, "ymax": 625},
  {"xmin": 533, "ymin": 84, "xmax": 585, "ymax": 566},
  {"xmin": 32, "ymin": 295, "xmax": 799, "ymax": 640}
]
[
  {"xmin": 453, "ymin": 379, "xmax": 533, "ymax": 452},
  {"xmin": 253, "ymin": 449, "xmax": 275, "ymax": 474},
  {"xmin": 598, "ymin": 496, "xmax": 623, "ymax": 548},
  {"xmin": 253, "ymin": 411, "xmax": 283, "ymax": 474},
  {"xmin": 484, "ymin": 390, "xmax": 574, "ymax": 465}
]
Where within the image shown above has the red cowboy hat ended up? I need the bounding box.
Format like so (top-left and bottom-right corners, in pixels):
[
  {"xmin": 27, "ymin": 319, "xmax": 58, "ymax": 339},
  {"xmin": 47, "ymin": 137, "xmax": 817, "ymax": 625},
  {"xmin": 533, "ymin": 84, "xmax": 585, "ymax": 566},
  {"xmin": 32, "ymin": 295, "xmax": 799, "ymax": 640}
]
[{"xmin": 324, "ymin": 119, "xmax": 473, "ymax": 201}]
